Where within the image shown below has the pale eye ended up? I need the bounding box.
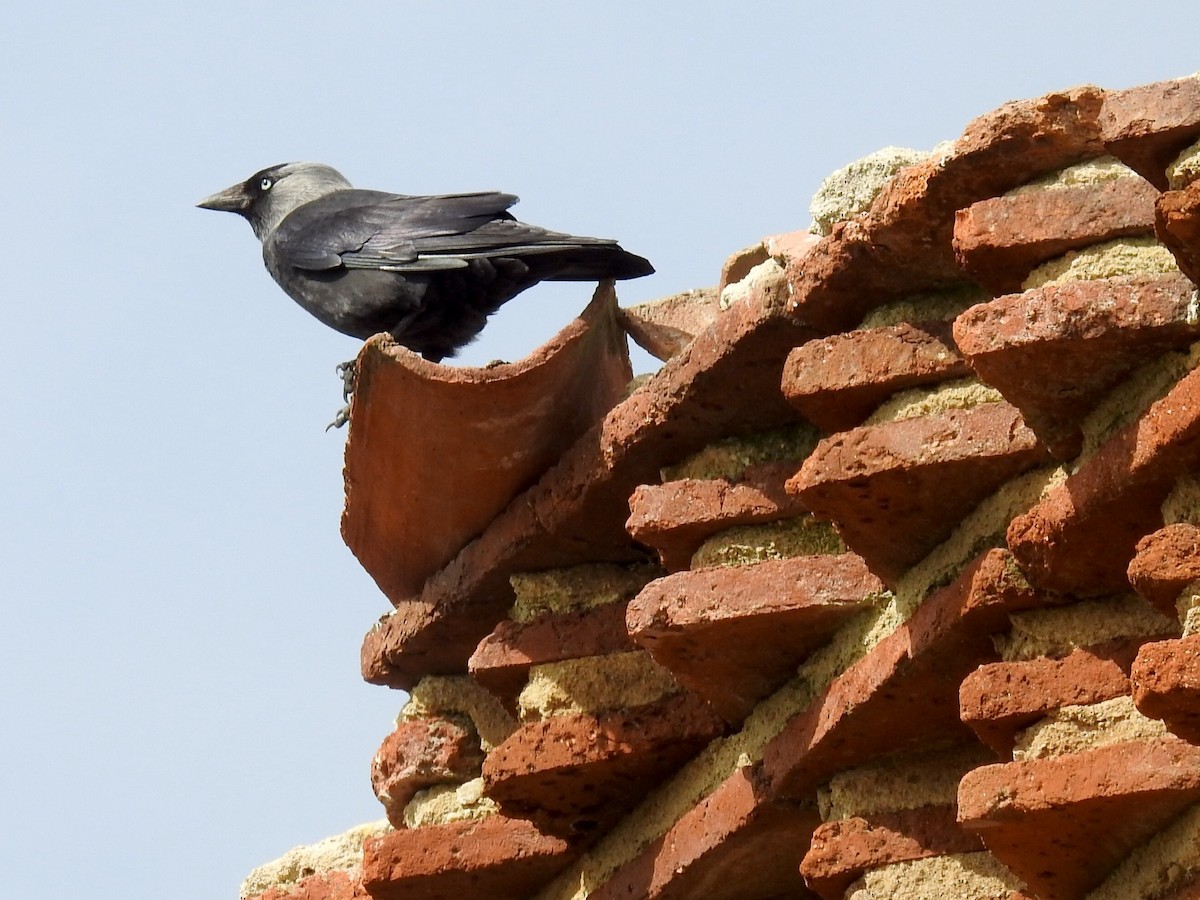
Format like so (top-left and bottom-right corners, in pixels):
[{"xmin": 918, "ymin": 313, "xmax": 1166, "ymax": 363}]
[{"xmin": 260, "ymin": 177, "xmax": 274, "ymax": 190}]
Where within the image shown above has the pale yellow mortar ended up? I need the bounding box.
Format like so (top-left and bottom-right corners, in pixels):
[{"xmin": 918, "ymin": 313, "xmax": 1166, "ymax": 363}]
[
  {"xmin": 858, "ymin": 284, "xmax": 990, "ymax": 330},
  {"xmin": 1012, "ymin": 695, "xmax": 1168, "ymax": 760},
  {"xmin": 864, "ymin": 377, "xmax": 1004, "ymax": 426},
  {"xmin": 1007, "ymin": 155, "xmax": 1140, "ymax": 196},
  {"xmin": 403, "ymin": 777, "xmax": 499, "ymax": 828},
  {"xmin": 661, "ymin": 422, "xmax": 820, "ymax": 483},
  {"xmin": 1179, "ymin": 586, "xmax": 1200, "ymax": 636},
  {"xmin": 1089, "ymin": 801, "xmax": 1200, "ymax": 900},
  {"xmin": 1162, "ymin": 474, "xmax": 1200, "ymax": 525},
  {"xmin": 845, "ymin": 852, "xmax": 1021, "ymax": 900},
  {"xmin": 399, "ymin": 675, "xmax": 516, "ymax": 751},
  {"xmin": 718, "ymin": 257, "xmax": 786, "ymax": 311},
  {"xmin": 690, "ymin": 515, "xmax": 846, "ymax": 569},
  {"xmin": 1022, "ymin": 236, "xmax": 1180, "ymax": 290},
  {"xmin": 1167, "ymin": 136, "xmax": 1200, "ymax": 190},
  {"xmin": 809, "ymin": 146, "xmax": 931, "ymax": 235},
  {"xmin": 517, "ymin": 650, "xmax": 681, "ymax": 720},
  {"xmin": 819, "ymin": 744, "xmax": 996, "ymax": 821},
  {"xmin": 996, "ymin": 594, "xmax": 1176, "ymax": 662},
  {"xmin": 239, "ymin": 820, "xmax": 392, "ymax": 899},
  {"xmin": 510, "ymin": 562, "xmax": 660, "ymax": 624}
]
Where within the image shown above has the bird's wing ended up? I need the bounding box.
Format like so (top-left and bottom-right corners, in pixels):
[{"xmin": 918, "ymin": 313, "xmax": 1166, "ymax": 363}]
[{"xmin": 273, "ymin": 189, "xmax": 565, "ymax": 273}]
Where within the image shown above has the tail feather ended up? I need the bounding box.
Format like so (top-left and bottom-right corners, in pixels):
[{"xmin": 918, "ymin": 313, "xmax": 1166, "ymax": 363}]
[{"xmin": 528, "ymin": 245, "xmax": 654, "ymax": 282}]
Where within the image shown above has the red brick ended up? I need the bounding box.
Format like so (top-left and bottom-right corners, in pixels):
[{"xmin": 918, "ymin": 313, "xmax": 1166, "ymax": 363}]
[
  {"xmin": 370, "ymin": 719, "xmax": 485, "ymax": 827},
  {"xmin": 1007, "ymin": 363, "xmax": 1200, "ymax": 596},
  {"xmin": 800, "ymin": 805, "xmax": 984, "ymax": 900},
  {"xmin": 782, "ymin": 320, "xmax": 971, "ymax": 432},
  {"xmin": 1157, "ymin": 178, "xmax": 1200, "ymax": 286},
  {"xmin": 618, "ymin": 287, "xmax": 720, "ymax": 362},
  {"xmin": 625, "ymin": 460, "xmax": 809, "ymax": 572},
  {"xmin": 482, "ymin": 692, "xmax": 727, "ymax": 838},
  {"xmin": 786, "ymin": 87, "xmax": 1106, "ymax": 332},
  {"xmin": 959, "ymin": 645, "xmax": 1138, "ymax": 754},
  {"xmin": 588, "ymin": 765, "xmax": 821, "ymax": 900},
  {"xmin": 343, "ymin": 283, "xmax": 632, "ymax": 605},
  {"xmin": 361, "ymin": 815, "xmax": 574, "ymax": 900},
  {"xmin": 790, "ymin": 402, "xmax": 1050, "ymax": 582},
  {"xmin": 626, "ymin": 555, "xmax": 881, "ymax": 723},
  {"xmin": 953, "ymin": 177, "xmax": 1158, "ymax": 294},
  {"xmin": 957, "ymin": 737, "xmax": 1200, "ymax": 900},
  {"xmin": 253, "ymin": 870, "xmax": 368, "ymax": 900},
  {"xmin": 1100, "ymin": 76, "xmax": 1200, "ymax": 189},
  {"xmin": 360, "ymin": 286, "xmax": 815, "ymax": 689},
  {"xmin": 952, "ymin": 276, "xmax": 1200, "ymax": 458},
  {"xmin": 1132, "ymin": 635, "xmax": 1200, "ymax": 742},
  {"xmin": 1129, "ymin": 523, "xmax": 1200, "ymax": 617},
  {"xmin": 764, "ymin": 550, "xmax": 1051, "ymax": 799},
  {"xmin": 468, "ymin": 602, "xmax": 635, "ymax": 710}
]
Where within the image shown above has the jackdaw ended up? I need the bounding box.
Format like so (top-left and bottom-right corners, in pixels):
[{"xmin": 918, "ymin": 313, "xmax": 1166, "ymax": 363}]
[{"xmin": 197, "ymin": 162, "xmax": 654, "ymax": 362}]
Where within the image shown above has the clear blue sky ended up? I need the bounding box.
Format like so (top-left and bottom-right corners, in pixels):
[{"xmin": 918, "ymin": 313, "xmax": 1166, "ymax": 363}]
[{"xmin": 3, "ymin": 3, "xmax": 1197, "ymax": 897}]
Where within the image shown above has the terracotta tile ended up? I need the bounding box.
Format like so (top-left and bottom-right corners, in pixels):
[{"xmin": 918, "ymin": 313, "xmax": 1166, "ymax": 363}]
[
  {"xmin": 360, "ymin": 815, "xmax": 574, "ymax": 900},
  {"xmin": 790, "ymin": 402, "xmax": 1050, "ymax": 582},
  {"xmin": 957, "ymin": 737, "xmax": 1200, "ymax": 900},
  {"xmin": 782, "ymin": 320, "xmax": 971, "ymax": 432},
  {"xmin": 252, "ymin": 870, "xmax": 368, "ymax": 900},
  {"xmin": 764, "ymin": 550, "xmax": 1051, "ymax": 799},
  {"xmin": 954, "ymin": 177, "xmax": 1158, "ymax": 294},
  {"xmin": 1100, "ymin": 75, "xmax": 1200, "ymax": 189},
  {"xmin": 468, "ymin": 602, "xmax": 635, "ymax": 711},
  {"xmin": 959, "ymin": 645, "xmax": 1138, "ymax": 754},
  {"xmin": 1132, "ymin": 635, "xmax": 1200, "ymax": 742},
  {"xmin": 370, "ymin": 718, "xmax": 485, "ymax": 827},
  {"xmin": 482, "ymin": 692, "xmax": 727, "ymax": 838},
  {"xmin": 1157, "ymin": 178, "xmax": 1200, "ymax": 285},
  {"xmin": 800, "ymin": 805, "xmax": 984, "ymax": 900},
  {"xmin": 1007, "ymin": 363, "xmax": 1200, "ymax": 596},
  {"xmin": 627, "ymin": 555, "xmax": 881, "ymax": 723},
  {"xmin": 588, "ymin": 765, "xmax": 822, "ymax": 900},
  {"xmin": 1128, "ymin": 523, "xmax": 1200, "ymax": 617},
  {"xmin": 786, "ymin": 87, "xmax": 1107, "ymax": 332},
  {"xmin": 343, "ymin": 282, "xmax": 632, "ymax": 605},
  {"xmin": 360, "ymin": 286, "xmax": 815, "ymax": 689},
  {"xmin": 952, "ymin": 276, "xmax": 1200, "ymax": 458},
  {"xmin": 625, "ymin": 460, "xmax": 809, "ymax": 572}
]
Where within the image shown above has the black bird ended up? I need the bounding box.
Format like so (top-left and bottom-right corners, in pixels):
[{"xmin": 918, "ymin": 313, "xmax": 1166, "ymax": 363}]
[{"xmin": 197, "ymin": 162, "xmax": 654, "ymax": 362}]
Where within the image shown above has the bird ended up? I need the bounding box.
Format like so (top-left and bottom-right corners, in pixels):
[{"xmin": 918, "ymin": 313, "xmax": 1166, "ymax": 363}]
[{"xmin": 197, "ymin": 162, "xmax": 654, "ymax": 363}]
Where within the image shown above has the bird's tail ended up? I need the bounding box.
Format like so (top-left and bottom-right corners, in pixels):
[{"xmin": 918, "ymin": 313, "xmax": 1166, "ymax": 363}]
[{"xmin": 528, "ymin": 243, "xmax": 654, "ymax": 282}]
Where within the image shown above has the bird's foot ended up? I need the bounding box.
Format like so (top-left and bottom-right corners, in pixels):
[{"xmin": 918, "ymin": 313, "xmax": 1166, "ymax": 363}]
[
  {"xmin": 336, "ymin": 359, "xmax": 357, "ymax": 401},
  {"xmin": 484, "ymin": 358, "xmax": 508, "ymax": 369},
  {"xmin": 325, "ymin": 404, "xmax": 351, "ymax": 431}
]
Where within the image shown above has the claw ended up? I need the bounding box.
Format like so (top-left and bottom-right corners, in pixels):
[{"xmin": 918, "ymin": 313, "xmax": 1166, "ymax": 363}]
[
  {"xmin": 336, "ymin": 359, "xmax": 357, "ymax": 401},
  {"xmin": 325, "ymin": 404, "xmax": 351, "ymax": 431}
]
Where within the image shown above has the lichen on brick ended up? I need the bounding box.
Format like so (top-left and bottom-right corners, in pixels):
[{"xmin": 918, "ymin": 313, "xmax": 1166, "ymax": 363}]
[
  {"xmin": 1022, "ymin": 236, "xmax": 1181, "ymax": 290},
  {"xmin": 400, "ymin": 675, "xmax": 516, "ymax": 750},
  {"xmin": 864, "ymin": 377, "xmax": 1004, "ymax": 426},
  {"xmin": 689, "ymin": 516, "xmax": 845, "ymax": 569},
  {"xmin": 660, "ymin": 422, "xmax": 820, "ymax": 483},
  {"xmin": 996, "ymin": 594, "xmax": 1176, "ymax": 662},
  {"xmin": 718, "ymin": 257, "xmax": 786, "ymax": 312},
  {"xmin": 403, "ymin": 777, "xmax": 499, "ymax": 828},
  {"xmin": 509, "ymin": 562, "xmax": 661, "ymax": 623},
  {"xmin": 517, "ymin": 650, "xmax": 681, "ymax": 720},
  {"xmin": 809, "ymin": 146, "xmax": 931, "ymax": 235}
]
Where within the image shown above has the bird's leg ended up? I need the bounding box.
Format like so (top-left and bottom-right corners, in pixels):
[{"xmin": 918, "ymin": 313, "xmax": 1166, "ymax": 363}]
[{"xmin": 326, "ymin": 358, "xmax": 358, "ymax": 431}]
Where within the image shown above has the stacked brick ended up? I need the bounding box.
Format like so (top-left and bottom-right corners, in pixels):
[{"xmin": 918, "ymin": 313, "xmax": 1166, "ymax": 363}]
[{"xmin": 242, "ymin": 75, "xmax": 1200, "ymax": 900}]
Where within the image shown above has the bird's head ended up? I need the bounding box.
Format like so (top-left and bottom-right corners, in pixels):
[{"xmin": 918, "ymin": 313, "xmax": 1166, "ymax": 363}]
[{"xmin": 197, "ymin": 162, "xmax": 352, "ymax": 240}]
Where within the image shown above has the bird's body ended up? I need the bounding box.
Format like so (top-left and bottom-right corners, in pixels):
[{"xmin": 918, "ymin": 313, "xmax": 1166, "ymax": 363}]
[{"xmin": 199, "ymin": 163, "xmax": 653, "ymax": 361}]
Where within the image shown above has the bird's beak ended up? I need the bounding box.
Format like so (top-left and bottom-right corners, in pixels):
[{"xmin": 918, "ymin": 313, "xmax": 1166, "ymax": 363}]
[{"xmin": 197, "ymin": 182, "xmax": 252, "ymax": 213}]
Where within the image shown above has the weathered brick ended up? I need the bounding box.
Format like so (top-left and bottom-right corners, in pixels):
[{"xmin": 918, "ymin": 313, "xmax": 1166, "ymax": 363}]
[
  {"xmin": 1132, "ymin": 635, "xmax": 1200, "ymax": 742},
  {"xmin": 370, "ymin": 718, "xmax": 485, "ymax": 827}
]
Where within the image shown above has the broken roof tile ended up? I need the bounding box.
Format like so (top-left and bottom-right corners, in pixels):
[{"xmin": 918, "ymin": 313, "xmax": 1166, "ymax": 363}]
[
  {"xmin": 790, "ymin": 401, "xmax": 1050, "ymax": 582},
  {"xmin": 1100, "ymin": 74, "xmax": 1200, "ymax": 189},
  {"xmin": 782, "ymin": 319, "xmax": 972, "ymax": 433},
  {"xmin": 626, "ymin": 554, "xmax": 881, "ymax": 723}
]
